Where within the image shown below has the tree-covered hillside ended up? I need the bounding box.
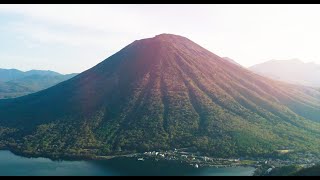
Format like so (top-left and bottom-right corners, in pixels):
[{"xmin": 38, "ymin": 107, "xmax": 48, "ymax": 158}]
[{"xmin": 0, "ymin": 34, "xmax": 320, "ymax": 159}]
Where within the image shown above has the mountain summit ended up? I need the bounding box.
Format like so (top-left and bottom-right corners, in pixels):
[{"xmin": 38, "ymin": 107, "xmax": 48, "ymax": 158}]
[{"xmin": 0, "ymin": 34, "xmax": 320, "ymax": 158}]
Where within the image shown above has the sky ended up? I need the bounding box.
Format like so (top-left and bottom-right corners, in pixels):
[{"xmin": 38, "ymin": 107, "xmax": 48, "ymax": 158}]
[{"xmin": 1, "ymin": 4, "xmax": 320, "ymax": 74}]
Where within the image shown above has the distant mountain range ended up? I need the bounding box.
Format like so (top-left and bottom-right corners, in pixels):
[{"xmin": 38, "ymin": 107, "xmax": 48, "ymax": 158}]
[
  {"xmin": 0, "ymin": 68, "xmax": 78, "ymax": 99},
  {"xmin": 249, "ymin": 59, "xmax": 320, "ymax": 87},
  {"xmin": 0, "ymin": 69, "xmax": 62, "ymax": 82},
  {"xmin": 0, "ymin": 34, "xmax": 319, "ymax": 160}
]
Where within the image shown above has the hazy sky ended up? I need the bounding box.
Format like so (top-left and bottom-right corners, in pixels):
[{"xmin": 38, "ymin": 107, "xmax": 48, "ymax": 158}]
[{"xmin": 1, "ymin": 4, "xmax": 320, "ymax": 74}]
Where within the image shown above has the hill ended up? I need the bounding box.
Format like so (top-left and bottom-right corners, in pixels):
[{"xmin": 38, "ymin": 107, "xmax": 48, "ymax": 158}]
[{"xmin": 0, "ymin": 69, "xmax": 77, "ymax": 99}]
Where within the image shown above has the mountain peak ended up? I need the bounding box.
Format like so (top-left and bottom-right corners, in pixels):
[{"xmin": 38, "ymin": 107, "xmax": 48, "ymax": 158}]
[
  {"xmin": 154, "ymin": 33, "xmax": 185, "ymax": 39},
  {"xmin": 134, "ymin": 33, "xmax": 191, "ymax": 45}
]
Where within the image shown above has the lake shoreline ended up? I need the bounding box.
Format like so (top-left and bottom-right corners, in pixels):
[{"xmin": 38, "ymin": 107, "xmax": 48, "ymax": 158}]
[
  {"xmin": 0, "ymin": 147, "xmax": 134, "ymax": 161},
  {"xmin": 0, "ymin": 150, "xmax": 256, "ymax": 176},
  {"xmin": 0, "ymin": 147, "xmax": 257, "ymax": 170}
]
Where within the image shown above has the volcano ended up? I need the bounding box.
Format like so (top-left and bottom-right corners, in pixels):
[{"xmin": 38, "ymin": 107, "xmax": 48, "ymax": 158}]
[{"xmin": 0, "ymin": 34, "xmax": 320, "ymax": 158}]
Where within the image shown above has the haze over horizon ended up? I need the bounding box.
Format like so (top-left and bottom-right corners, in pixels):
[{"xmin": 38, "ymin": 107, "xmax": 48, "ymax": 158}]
[{"xmin": 1, "ymin": 4, "xmax": 320, "ymax": 74}]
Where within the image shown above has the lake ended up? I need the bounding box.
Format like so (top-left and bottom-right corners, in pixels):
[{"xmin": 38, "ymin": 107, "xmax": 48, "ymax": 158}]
[{"xmin": 0, "ymin": 150, "xmax": 255, "ymax": 176}]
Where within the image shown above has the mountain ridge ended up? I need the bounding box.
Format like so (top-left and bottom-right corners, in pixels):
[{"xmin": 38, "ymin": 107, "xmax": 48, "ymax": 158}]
[{"xmin": 0, "ymin": 68, "xmax": 69, "ymax": 82}]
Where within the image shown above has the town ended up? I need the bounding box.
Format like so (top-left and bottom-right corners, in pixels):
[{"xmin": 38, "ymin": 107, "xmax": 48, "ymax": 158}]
[{"xmin": 129, "ymin": 148, "xmax": 320, "ymax": 175}]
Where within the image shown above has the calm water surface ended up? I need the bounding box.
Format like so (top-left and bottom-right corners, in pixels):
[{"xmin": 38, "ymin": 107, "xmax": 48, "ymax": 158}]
[{"xmin": 0, "ymin": 150, "xmax": 255, "ymax": 176}]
